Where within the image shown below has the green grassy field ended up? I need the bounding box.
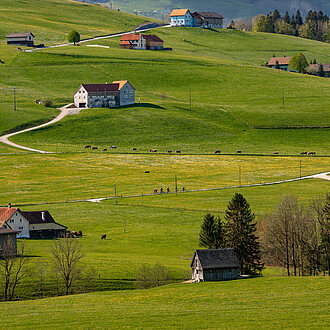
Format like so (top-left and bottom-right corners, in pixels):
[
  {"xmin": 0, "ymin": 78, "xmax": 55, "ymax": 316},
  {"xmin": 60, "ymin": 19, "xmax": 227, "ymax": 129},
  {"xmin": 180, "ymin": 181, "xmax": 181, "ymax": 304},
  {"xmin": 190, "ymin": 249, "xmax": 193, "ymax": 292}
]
[{"xmin": 2, "ymin": 277, "xmax": 329, "ymax": 328}]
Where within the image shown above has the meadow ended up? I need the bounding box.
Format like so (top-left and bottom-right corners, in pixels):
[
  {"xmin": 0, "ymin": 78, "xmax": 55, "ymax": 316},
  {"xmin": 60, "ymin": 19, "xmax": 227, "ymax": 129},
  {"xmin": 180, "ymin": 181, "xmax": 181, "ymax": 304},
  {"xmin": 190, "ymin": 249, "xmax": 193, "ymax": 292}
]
[{"xmin": 2, "ymin": 277, "xmax": 329, "ymax": 328}]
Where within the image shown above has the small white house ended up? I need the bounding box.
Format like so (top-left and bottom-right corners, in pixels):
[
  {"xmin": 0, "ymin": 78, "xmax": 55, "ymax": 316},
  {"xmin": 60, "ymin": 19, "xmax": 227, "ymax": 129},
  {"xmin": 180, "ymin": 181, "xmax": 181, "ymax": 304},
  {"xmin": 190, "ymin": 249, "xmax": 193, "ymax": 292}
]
[
  {"xmin": 170, "ymin": 9, "xmax": 194, "ymax": 27},
  {"xmin": 6, "ymin": 32, "xmax": 34, "ymax": 47},
  {"xmin": 0, "ymin": 205, "xmax": 30, "ymax": 238},
  {"xmin": 74, "ymin": 80, "xmax": 135, "ymax": 108}
]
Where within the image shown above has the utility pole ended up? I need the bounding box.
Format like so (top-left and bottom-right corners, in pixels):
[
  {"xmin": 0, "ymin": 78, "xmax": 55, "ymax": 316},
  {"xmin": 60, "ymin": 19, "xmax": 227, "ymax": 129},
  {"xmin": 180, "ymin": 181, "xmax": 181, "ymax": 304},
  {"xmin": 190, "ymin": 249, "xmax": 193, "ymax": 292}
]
[
  {"xmin": 239, "ymin": 165, "xmax": 241, "ymax": 187},
  {"xmin": 124, "ymin": 219, "xmax": 126, "ymax": 233},
  {"xmin": 13, "ymin": 87, "xmax": 16, "ymax": 111},
  {"xmin": 114, "ymin": 184, "xmax": 117, "ymax": 205},
  {"xmin": 300, "ymin": 159, "xmax": 302, "ymax": 178},
  {"xmin": 282, "ymin": 88, "xmax": 285, "ymax": 109},
  {"xmin": 175, "ymin": 175, "xmax": 177, "ymax": 195},
  {"xmin": 189, "ymin": 88, "xmax": 191, "ymax": 112}
]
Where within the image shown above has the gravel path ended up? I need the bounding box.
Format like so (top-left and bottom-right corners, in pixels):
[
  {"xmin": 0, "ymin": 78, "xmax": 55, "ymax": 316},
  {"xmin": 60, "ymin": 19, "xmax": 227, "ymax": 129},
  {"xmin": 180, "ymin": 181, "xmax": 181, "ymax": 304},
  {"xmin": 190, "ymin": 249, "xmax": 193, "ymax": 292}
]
[{"xmin": 0, "ymin": 104, "xmax": 81, "ymax": 153}]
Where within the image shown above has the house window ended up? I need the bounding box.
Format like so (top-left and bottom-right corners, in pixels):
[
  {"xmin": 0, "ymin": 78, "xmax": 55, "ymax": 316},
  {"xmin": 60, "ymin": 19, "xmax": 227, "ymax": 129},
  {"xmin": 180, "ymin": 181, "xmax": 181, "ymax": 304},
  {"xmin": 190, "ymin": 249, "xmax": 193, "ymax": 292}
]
[
  {"xmin": 10, "ymin": 219, "xmax": 14, "ymax": 223},
  {"xmin": 19, "ymin": 227, "xmax": 23, "ymax": 230},
  {"xmin": 3, "ymin": 225, "xmax": 7, "ymax": 228},
  {"xmin": 20, "ymin": 219, "xmax": 23, "ymax": 222}
]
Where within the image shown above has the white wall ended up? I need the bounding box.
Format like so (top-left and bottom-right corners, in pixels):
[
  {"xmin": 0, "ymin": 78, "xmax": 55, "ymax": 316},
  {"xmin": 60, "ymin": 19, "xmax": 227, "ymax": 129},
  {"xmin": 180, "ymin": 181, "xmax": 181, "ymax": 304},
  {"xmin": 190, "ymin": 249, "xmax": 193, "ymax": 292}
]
[{"xmin": 3, "ymin": 210, "xmax": 30, "ymax": 238}]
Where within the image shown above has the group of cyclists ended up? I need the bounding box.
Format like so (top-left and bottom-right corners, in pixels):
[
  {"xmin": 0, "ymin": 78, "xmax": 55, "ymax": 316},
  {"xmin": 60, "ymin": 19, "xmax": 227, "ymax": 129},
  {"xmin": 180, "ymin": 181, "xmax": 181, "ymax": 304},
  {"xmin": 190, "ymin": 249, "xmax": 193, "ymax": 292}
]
[{"xmin": 153, "ymin": 186, "xmax": 185, "ymax": 194}]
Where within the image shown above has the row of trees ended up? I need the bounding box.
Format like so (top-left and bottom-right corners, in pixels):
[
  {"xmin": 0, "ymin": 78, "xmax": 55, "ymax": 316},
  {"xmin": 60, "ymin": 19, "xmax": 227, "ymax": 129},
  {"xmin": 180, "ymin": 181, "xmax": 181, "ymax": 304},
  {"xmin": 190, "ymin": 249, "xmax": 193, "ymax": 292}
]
[
  {"xmin": 252, "ymin": 9, "xmax": 330, "ymax": 42},
  {"xmin": 199, "ymin": 193, "xmax": 264, "ymax": 275},
  {"xmin": 199, "ymin": 193, "xmax": 330, "ymax": 277},
  {"xmin": 260, "ymin": 195, "xmax": 330, "ymax": 276}
]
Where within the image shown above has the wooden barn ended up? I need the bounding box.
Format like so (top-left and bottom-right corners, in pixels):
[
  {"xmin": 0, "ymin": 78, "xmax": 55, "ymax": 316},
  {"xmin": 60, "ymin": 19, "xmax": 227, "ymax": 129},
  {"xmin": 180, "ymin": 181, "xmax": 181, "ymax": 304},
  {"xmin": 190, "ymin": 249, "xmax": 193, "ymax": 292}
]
[
  {"xmin": 0, "ymin": 228, "xmax": 18, "ymax": 257},
  {"xmin": 190, "ymin": 248, "xmax": 240, "ymax": 282},
  {"xmin": 6, "ymin": 32, "xmax": 34, "ymax": 47}
]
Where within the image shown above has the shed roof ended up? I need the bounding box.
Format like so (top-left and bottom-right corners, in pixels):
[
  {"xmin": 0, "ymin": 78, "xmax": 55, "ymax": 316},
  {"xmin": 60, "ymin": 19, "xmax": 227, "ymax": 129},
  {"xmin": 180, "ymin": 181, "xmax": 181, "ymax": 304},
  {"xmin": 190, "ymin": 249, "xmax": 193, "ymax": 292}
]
[
  {"xmin": 191, "ymin": 249, "xmax": 239, "ymax": 269},
  {"xmin": 6, "ymin": 32, "xmax": 34, "ymax": 38},
  {"xmin": 170, "ymin": 9, "xmax": 190, "ymax": 17},
  {"xmin": 194, "ymin": 12, "xmax": 224, "ymax": 19},
  {"xmin": 0, "ymin": 228, "xmax": 19, "ymax": 235},
  {"xmin": 267, "ymin": 57, "xmax": 291, "ymax": 66},
  {"xmin": 0, "ymin": 207, "xmax": 19, "ymax": 227}
]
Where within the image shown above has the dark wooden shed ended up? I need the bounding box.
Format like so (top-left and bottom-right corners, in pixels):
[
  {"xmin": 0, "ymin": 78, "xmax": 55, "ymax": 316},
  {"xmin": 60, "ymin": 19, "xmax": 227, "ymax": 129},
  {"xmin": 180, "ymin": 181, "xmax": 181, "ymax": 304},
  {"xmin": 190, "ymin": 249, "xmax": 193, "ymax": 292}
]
[
  {"xmin": 190, "ymin": 248, "xmax": 240, "ymax": 282},
  {"xmin": 0, "ymin": 228, "xmax": 18, "ymax": 257}
]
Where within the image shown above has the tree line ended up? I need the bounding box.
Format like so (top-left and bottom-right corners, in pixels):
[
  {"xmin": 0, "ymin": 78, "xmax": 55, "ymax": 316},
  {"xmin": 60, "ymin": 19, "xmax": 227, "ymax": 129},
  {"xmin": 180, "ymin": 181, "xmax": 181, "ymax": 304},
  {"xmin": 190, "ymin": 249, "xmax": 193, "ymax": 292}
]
[
  {"xmin": 252, "ymin": 9, "xmax": 330, "ymax": 42},
  {"xmin": 199, "ymin": 193, "xmax": 330, "ymax": 277}
]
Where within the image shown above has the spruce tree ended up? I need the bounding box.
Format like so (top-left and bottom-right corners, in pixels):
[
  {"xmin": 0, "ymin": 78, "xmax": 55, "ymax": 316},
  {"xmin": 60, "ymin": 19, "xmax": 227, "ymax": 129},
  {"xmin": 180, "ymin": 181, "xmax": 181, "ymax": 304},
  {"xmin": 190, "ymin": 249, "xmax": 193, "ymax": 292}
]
[
  {"xmin": 199, "ymin": 213, "xmax": 216, "ymax": 249},
  {"xmin": 225, "ymin": 193, "xmax": 264, "ymax": 275},
  {"xmin": 318, "ymin": 64, "xmax": 325, "ymax": 77},
  {"xmin": 295, "ymin": 9, "xmax": 303, "ymax": 26},
  {"xmin": 213, "ymin": 217, "xmax": 225, "ymax": 249}
]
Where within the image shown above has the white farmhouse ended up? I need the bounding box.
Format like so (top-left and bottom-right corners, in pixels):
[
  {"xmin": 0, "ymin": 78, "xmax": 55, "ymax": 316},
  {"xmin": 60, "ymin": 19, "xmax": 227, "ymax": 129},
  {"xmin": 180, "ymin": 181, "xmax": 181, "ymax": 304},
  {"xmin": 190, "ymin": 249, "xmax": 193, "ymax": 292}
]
[
  {"xmin": 74, "ymin": 80, "xmax": 135, "ymax": 108},
  {"xmin": 0, "ymin": 205, "xmax": 30, "ymax": 238}
]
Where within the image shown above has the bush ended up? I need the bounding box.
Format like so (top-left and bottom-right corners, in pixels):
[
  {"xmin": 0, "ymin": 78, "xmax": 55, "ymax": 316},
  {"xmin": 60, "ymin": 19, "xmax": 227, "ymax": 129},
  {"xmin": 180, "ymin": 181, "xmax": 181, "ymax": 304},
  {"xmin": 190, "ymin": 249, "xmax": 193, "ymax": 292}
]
[{"xmin": 136, "ymin": 263, "xmax": 172, "ymax": 289}]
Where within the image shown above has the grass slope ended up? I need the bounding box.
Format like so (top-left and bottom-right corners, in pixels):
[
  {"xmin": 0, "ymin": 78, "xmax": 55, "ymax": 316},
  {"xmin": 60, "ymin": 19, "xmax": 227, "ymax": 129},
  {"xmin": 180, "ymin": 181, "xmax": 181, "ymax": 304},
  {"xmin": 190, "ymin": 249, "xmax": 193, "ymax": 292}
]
[
  {"xmin": 2, "ymin": 28, "xmax": 329, "ymax": 154},
  {"xmin": 2, "ymin": 277, "xmax": 329, "ymax": 328}
]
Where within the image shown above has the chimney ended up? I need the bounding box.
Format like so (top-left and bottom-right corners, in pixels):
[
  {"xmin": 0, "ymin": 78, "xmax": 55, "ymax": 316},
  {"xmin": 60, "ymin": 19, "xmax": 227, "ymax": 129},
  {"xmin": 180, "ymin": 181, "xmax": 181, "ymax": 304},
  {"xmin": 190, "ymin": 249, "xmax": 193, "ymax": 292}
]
[
  {"xmin": 8, "ymin": 203, "xmax": 11, "ymax": 210},
  {"xmin": 41, "ymin": 211, "xmax": 46, "ymax": 221}
]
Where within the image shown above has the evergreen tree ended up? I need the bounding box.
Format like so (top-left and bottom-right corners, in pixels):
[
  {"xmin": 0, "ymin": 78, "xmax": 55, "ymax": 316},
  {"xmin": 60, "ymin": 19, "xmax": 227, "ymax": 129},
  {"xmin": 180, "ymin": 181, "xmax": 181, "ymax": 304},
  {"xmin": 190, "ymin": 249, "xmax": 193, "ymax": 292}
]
[
  {"xmin": 313, "ymin": 58, "xmax": 317, "ymax": 64},
  {"xmin": 295, "ymin": 9, "xmax": 303, "ymax": 26},
  {"xmin": 225, "ymin": 193, "xmax": 264, "ymax": 275},
  {"xmin": 318, "ymin": 64, "xmax": 325, "ymax": 77},
  {"xmin": 283, "ymin": 11, "xmax": 291, "ymax": 24},
  {"xmin": 275, "ymin": 60, "xmax": 280, "ymax": 69},
  {"xmin": 199, "ymin": 213, "xmax": 216, "ymax": 249},
  {"xmin": 213, "ymin": 217, "xmax": 225, "ymax": 249},
  {"xmin": 272, "ymin": 9, "xmax": 281, "ymax": 22}
]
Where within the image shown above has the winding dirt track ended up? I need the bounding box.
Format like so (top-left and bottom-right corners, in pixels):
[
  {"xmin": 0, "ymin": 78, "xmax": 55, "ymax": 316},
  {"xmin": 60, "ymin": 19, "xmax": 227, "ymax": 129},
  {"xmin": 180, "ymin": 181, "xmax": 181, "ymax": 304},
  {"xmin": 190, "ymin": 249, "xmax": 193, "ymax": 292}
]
[{"xmin": 0, "ymin": 104, "xmax": 80, "ymax": 153}]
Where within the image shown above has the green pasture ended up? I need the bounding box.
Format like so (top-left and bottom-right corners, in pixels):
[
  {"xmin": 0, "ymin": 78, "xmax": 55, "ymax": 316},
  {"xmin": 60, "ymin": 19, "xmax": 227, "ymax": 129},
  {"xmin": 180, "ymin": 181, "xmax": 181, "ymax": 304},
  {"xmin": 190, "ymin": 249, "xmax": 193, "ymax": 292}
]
[
  {"xmin": 2, "ymin": 277, "xmax": 329, "ymax": 328},
  {"xmin": 0, "ymin": 153, "xmax": 328, "ymax": 205}
]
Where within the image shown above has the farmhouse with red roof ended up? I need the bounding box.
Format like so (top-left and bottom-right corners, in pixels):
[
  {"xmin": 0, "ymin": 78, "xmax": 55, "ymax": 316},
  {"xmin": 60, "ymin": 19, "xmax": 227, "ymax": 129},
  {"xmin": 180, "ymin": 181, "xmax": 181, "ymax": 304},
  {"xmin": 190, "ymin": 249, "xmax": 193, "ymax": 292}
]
[{"xmin": 120, "ymin": 34, "xmax": 164, "ymax": 50}]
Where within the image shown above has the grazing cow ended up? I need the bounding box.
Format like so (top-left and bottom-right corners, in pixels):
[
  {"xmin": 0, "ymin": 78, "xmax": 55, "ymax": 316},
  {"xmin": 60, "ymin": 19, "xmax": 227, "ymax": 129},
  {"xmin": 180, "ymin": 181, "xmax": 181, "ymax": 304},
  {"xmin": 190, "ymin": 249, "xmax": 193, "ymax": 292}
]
[
  {"xmin": 168, "ymin": 150, "xmax": 172, "ymax": 153},
  {"xmin": 145, "ymin": 171, "xmax": 150, "ymax": 173},
  {"xmin": 176, "ymin": 150, "xmax": 181, "ymax": 154},
  {"xmin": 132, "ymin": 148, "xmax": 137, "ymax": 151},
  {"xmin": 84, "ymin": 145, "xmax": 91, "ymax": 149},
  {"xmin": 215, "ymin": 150, "xmax": 221, "ymax": 154},
  {"xmin": 111, "ymin": 146, "xmax": 117, "ymax": 149},
  {"xmin": 300, "ymin": 152, "xmax": 307, "ymax": 155},
  {"xmin": 149, "ymin": 149, "xmax": 157, "ymax": 153},
  {"xmin": 236, "ymin": 151, "xmax": 242, "ymax": 154},
  {"xmin": 273, "ymin": 152, "xmax": 279, "ymax": 155},
  {"xmin": 101, "ymin": 234, "xmax": 107, "ymax": 240},
  {"xmin": 308, "ymin": 152, "xmax": 315, "ymax": 156},
  {"xmin": 102, "ymin": 149, "xmax": 107, "ymax": 152},
  {"xmin": 92, "ymin": 147, "xmax": 98, "ymax": 150},
  {"xmin": 76, "ymin": 231, "xmax": 82, "ymax": 237}
]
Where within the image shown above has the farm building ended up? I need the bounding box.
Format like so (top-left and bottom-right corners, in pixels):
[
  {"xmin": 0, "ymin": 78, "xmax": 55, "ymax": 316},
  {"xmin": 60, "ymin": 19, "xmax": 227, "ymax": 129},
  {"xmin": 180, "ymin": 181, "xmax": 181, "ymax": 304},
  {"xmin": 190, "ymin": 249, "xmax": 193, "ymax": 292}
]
[
  {"xmin": 190, "ymin": 249, "xmax": 240, "ymax": 282},
  {"xmin": 22, "ymin": 211, "xmax": 67, "ymax": 239},
  {"xmin": 6, "ymin": 32, "xmax": 34, "ymax": 47},
  {"xmin": 192, "ymin": 12, "xmax": 224, "ymax": 28},
  {"xmin": 120, "ymin": 34, "xmax": 164, "ymax": 50},
  {"xmin": 267, "ymin": 57, "xmax": 292, "ymax": 71},
  {"xmin": 306, "ymin": 63, "xmax": 330, "ymax": 77},
  {"xmin": 74, "ymin": 80, "xmax": 135, "ymax": 108},
  {"xmin": 0, "ymin": 228, "xmax": 18, "ymax": 257},
  {"xmin": 170, "ymin": 9, "xmax": 194, "ymax": 27},
  {"xmin": 0, "ymin": 204, "xmax": 66, "ymax": 239}
]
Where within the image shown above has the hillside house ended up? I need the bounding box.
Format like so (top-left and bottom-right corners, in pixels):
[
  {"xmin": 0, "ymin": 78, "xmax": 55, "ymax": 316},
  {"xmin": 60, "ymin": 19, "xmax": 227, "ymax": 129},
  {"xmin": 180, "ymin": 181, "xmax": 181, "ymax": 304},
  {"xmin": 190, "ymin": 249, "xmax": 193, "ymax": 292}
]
[
  {"xmin": 0, "ymin": 204, "xmax": 66, "ymax": 239},
  {"xmin": 0, "ymin": 228, "xmax": 18, "ymax": 257},
  {"xmin": 192, "ymin": 12, "xmax": 224, "ymax": 28},
  {"xmin": 120, "ymin": 34, "xmax": 146, "ymax": 49},
  {"xmin": 190, "ymin": 249, "xmax": 240, "ymax": 282},
  {"xmin": 170, "ymin": 9, "xmax": 194, "ymax": 27},
  {"xmin": 307, "ymin": 63, "xmax": 330, "ymax": 77},
  {"xmin": 120, "ymin": 34, "xmax": 164, "ymax": 50},
  {"xmin": 267, "ymin": 57, "xmax": 292, "ymax": 71},
  {"xmin": 6, "ymin": 32, "xmax": 34, "ymax": 47},
  {"xmin": 74, "ymin": 80, "xmax": 135, "ymax": 108}
]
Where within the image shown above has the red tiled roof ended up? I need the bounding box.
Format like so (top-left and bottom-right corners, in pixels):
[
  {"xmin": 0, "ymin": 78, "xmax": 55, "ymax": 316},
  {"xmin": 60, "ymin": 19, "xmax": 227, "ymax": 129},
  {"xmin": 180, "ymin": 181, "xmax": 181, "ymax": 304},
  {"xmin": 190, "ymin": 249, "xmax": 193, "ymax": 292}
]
[
  {"xmin": 143, "ymin": 35, "xmax": 164, "ymax": 42},
  {"xmin": 120, "ymin": 34, "xmax": 141, "ymax": 41},
  {"xmin": 267, "ymin": 57, "xmax": 291, "ymax": 66},
  {"xmin": 0, "ymin": 207, "xmax": 18, "ymax": 227},
  {"xmin": 120, "ymin": 40, "xmax": 131, "ymax": 45}
]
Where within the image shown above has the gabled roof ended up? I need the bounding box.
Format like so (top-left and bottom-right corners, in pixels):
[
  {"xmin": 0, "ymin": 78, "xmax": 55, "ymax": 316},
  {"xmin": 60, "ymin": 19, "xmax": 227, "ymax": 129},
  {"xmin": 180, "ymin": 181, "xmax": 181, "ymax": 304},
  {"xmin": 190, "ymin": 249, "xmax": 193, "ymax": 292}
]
[
  {"xmin": 193, "ymin": 12, "xmax": 224, "ymax": 19},
  {"xmin": 190, "ymin": 249, "xmax": 239, "ymax": 269},
  {"xmin": 79, "ymin": 83, "xmax": 121, "ymax": 93},
  {"xmin": 120, "ymin": 40, "xmax": 131, "ymax": 45},
  {"xmin": 120, "ymin": 34, "xmax": 141, "ymax": 41},
  {"xmin": 143, "ymin": 35, "xmax": 164, "ymax": 42},
  {"xmin": 21, "ymin": 211, "xmax": 56, "ymax": 224},
  {"xmin": 307, "ymin": 63, "xmax": 330, "ymax": 73},
  {"xmin": 267, "ymin": 57, "xmax": 291, "ymax": 66},
  {"xmin": 112, "ymin": 80, "xmax": 135, "ymax": 90},
  {"xmin": 6, "ymin": 32, "xmax": 34, "ymax": 38},
  {"xmin": 170, "ymin": 9, "xmax": 190, "ymax": 17},
  {"xmin": 0, "ymin": 207, "xmax": 19, "ymax": 227}
]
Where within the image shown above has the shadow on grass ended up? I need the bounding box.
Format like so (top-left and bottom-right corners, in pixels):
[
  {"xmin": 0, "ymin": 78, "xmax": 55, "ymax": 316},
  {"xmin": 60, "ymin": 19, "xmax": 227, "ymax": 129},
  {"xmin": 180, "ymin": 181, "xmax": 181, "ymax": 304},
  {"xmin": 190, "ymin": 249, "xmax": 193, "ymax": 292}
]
[{"xmin": 121, "ymin": 103, "xmax": 165, "ymax": 110}]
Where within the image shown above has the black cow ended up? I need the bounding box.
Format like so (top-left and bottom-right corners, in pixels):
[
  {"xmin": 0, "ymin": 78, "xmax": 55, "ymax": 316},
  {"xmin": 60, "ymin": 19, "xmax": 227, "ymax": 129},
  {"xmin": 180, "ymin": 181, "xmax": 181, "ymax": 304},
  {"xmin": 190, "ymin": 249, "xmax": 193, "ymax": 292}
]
[
  {"xmin": 101, "ymin": 234, "xmax": 107, "ymax": 240},
  {"xmin": 236, "ymin": 150, "xmax": 242, "ymax": 154},
  {"xmin": 102, "ymin": 149, "xmax": 107, "ymax": 152},
  {"xmin": 176, "ymin": 150, "xmax": 181, "ymax": 154},
  {"xmin": 84, "ymin": 145, "xmax": 91, "ymax": 149},
  {"xmin": 92, "ymin": 147, "xmax": 98, "ymax": 150},
  {"xmin": 215, "ymin": 150, "xmax": 221, "ymax": 154},
  {"xmin": 111, "ymin": 146, "xmax": 117, "ymax": 149}
]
